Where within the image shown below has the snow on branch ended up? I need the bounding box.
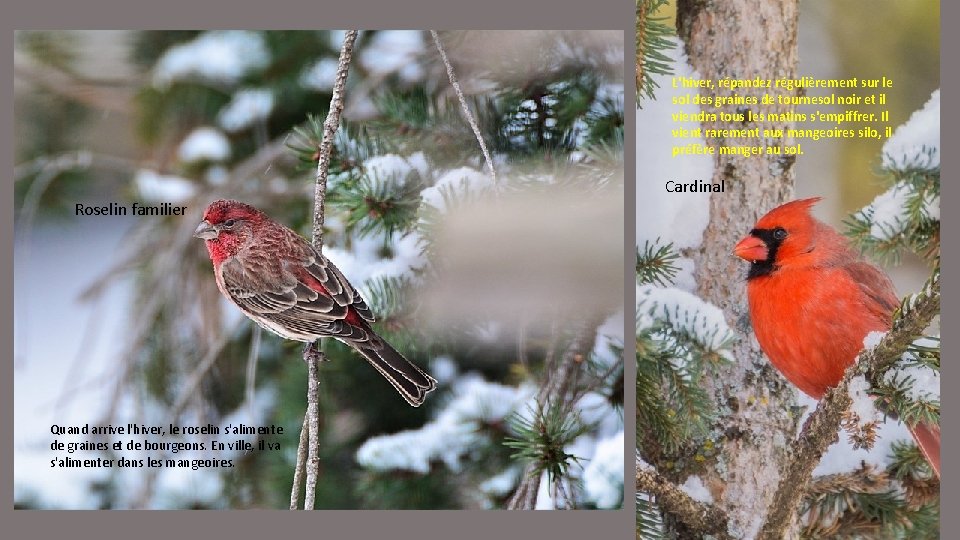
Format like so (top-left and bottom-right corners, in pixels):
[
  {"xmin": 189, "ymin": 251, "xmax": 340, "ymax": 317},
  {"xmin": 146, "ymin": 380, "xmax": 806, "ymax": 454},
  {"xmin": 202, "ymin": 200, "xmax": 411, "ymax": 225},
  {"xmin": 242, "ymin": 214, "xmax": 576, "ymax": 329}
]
[
  {"xmin": 153, "ymin": 31, "xmax": 269, "ymax": 88},
  {"xmin": 873, "ymin": 335, "xmax": 940, "ymax": 430},
  {"xmin": 758, "ymin": 269, "xmax": 940, "ymax": 539},
  {"xmin": 882, "ymin": 90, "xmax": 940, "ymax": 170},
  {"xmin": 846, "ymin": 90, "xmax": 939, "ymax": 264},
  {"xmin": 356, "ymin": 375, "xmax": 533, "ymax": 473},
  {"xmin": 638, "ymin": 284, "xmax": 734, "ymax": 356}
]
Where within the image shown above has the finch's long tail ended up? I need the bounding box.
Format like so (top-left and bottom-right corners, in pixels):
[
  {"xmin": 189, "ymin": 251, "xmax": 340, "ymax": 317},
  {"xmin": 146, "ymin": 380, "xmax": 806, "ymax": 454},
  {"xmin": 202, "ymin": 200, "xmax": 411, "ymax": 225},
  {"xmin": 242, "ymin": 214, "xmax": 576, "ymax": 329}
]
[
  {"xmin": 909, "ymin": 422, "xmax": 941, "ymax": 478},
  {"xmin": 353, "ymin": 338, "xmax": 438, "ymax": 407}
]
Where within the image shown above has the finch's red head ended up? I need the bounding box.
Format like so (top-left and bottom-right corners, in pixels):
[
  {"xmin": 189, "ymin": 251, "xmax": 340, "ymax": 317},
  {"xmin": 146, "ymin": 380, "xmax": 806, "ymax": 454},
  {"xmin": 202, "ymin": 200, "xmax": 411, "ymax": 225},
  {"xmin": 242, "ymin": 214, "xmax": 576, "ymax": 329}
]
[
  {"xmin": 194, "ymin": 199, "xmax": 266, "ymax": 263},
  {"xmin": 734, "ymin": 197, "xmax": 826, "ymax": 279}
]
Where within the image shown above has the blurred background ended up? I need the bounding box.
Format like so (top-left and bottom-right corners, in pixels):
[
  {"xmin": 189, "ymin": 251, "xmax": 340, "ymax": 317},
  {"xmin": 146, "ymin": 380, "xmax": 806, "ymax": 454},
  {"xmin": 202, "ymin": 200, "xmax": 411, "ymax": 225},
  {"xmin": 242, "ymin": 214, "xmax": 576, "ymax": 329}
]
[
  {"xmin": 794, "ymin": 0, "xmax": 939, "ymax": 209},
  {"xmin": 14, "ymin": 30, "xmax": 625, "ymax": 509}
]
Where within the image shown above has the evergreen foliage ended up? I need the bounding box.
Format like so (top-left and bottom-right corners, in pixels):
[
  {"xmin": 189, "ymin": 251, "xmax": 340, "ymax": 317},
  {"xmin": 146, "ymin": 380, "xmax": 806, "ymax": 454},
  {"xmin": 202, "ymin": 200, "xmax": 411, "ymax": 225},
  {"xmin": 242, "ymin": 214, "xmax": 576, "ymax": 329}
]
[{"xmin": 636, "ymin": 0, "xmax": 674, "ymax": 104}]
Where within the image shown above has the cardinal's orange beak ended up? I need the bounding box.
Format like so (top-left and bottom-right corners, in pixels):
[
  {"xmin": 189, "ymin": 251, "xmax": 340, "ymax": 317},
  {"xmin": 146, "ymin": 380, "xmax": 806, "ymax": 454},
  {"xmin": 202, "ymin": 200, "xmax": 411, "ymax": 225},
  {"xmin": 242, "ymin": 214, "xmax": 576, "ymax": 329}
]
[{"xmin": 733, "ymin": 235, "xmax": 768, "ymax": 261}]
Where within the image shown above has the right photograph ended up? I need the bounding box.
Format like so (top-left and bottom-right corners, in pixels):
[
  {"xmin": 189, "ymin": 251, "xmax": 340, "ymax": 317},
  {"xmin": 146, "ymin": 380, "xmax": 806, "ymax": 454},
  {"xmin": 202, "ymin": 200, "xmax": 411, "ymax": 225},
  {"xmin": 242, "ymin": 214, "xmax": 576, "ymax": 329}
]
[{"xmin": 636, "ymin": 1, "xmax": 940, "ymax": 538}]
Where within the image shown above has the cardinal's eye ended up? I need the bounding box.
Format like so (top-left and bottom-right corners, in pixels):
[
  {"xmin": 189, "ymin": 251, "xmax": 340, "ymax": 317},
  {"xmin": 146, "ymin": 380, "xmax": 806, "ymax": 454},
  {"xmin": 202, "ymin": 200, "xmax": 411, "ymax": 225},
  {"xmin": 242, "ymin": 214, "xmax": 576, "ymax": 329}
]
[
  {"xmin": 773, "ymin": 227, "xmax": 788, "ymax": 240},
  {"xmin": 223, "ymin": 219, "xmax": 237, "ymax": 228}
]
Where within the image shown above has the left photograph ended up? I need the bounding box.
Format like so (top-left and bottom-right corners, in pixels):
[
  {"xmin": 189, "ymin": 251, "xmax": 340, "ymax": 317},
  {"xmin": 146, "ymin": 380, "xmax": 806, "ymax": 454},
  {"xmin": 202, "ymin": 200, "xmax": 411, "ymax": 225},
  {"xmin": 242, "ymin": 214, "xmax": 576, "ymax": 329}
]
[{"xmin": 14, "ymin": 30, "xmax": 625, "ymax": 510}]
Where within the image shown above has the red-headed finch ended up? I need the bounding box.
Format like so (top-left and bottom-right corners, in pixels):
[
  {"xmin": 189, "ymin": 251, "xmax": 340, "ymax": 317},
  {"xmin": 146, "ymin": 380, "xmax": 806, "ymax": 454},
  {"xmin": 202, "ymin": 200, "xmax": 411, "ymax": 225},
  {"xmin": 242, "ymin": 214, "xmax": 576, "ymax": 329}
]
[
  {"xmin": 734, "ymin": 197, "xmax": 940, "ymax": 477},
  {"xmin": 194, "ymin": 199, "xmax": 437, "ymax": 406}
]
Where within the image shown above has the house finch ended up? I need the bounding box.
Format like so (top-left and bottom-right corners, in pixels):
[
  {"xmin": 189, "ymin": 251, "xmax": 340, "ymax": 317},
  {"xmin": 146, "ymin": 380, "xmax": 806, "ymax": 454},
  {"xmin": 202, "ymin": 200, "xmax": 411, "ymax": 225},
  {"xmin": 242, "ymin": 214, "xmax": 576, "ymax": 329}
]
[
  {"xmin": 194, "ymin": 199, "xmax": 437, "ymax": 406},
  {"xmin": 734, "ymin": 197, "xmax": 940, "ymax": 476}
]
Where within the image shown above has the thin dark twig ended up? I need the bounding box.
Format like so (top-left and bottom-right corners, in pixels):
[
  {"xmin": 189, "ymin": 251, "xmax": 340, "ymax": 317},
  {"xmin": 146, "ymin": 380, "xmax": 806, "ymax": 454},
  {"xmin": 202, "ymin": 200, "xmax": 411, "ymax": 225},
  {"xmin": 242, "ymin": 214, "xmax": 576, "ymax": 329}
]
[
  {"xmin": 171, "ymin": 326, "xmax": 238, "ymax": 418},
  {"xmin": 52, "ymin": 290, "xmax": 108, "ymax": 413},
  {"xmin": 15, "ymin": 151, "xmax": 96, "ymax": 368},
  {"xmin": 430, "ymin": 30, "xmax": 498, "ymax": 185}
]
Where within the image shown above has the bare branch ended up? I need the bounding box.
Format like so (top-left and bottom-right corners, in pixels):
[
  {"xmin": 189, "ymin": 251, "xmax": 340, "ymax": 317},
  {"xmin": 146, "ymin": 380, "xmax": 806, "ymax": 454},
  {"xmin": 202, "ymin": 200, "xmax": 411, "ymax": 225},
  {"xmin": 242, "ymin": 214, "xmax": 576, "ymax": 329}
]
[
  {"xmin": 506, "ymin": 466, "xmax": 541, "ymax": 510},
  {"xmin": 430, "ymin": 30, "xmax": 498, "ymax": 185},
  {"xmin": 303, "ymin": 348, "xmax": 323, "ymax": 510},
  {"xmin": 311, "ymin": 30, "xmax": 358, "ymax": 250},
  {"xmin": 293, "ymin": 29, "xmax": 358, "ymax": 510},
  {"xmin": 290, "ymin": 412, "xmax": 310, "ymax": 510},
  {"xmin": 244, "ymin": 326, "xmax": 262, "ymax": 420}
]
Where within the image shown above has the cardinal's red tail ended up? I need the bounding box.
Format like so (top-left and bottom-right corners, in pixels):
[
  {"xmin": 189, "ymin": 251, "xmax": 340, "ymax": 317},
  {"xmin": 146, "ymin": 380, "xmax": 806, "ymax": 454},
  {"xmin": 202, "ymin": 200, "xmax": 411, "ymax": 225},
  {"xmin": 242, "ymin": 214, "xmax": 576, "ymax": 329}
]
[{"xmin": 909, "ymin": 422, "xmax": 941, "ymax": 478}]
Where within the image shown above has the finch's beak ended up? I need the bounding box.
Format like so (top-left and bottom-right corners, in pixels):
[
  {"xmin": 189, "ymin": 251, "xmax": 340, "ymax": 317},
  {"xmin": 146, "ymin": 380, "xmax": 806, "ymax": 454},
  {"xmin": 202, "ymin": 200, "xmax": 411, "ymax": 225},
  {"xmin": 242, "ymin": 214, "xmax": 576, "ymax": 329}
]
[
  {"xmin": 193, "ymin": 220, "xmax": 218, "ymax": 240},
  {"xmin": 733, "ymin": 235, "xmax": 768, "ymax": 261}
]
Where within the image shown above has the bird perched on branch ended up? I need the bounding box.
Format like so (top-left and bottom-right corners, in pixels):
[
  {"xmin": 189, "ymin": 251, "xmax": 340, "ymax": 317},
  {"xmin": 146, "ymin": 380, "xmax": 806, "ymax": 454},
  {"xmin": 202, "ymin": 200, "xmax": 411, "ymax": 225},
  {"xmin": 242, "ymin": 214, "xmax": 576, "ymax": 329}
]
[
  {"xmin": 194, "ymin": 199, "xmax": 437, "ymax": 406},
  {"xmin": 734, "ymin": 197, "xmax": 940, "ymax": 477}
]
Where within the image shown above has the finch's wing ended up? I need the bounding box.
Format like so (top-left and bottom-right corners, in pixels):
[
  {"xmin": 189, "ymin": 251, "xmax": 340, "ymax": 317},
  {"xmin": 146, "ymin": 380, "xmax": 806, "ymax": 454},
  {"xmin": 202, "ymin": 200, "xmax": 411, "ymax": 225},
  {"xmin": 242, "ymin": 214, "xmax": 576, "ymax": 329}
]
[
  {"xmin": 298, "ymin": 247, "xmax": 375, "ymax": 323},
  {"xmin": 219, "ymin": 248, "xmax": 375, "ymax": 342}
]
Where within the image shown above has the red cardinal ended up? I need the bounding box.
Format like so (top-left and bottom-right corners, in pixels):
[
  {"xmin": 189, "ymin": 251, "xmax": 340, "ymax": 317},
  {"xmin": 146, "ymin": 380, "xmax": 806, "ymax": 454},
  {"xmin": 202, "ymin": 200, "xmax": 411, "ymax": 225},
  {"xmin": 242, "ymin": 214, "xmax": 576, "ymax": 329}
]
[
  {"xmin": 194, "ymin": 199, "xmax": 437, "ymax": 406},
  {"xmin": 734, "ymin": 197, "xmax": 940, "ymax": 477}
]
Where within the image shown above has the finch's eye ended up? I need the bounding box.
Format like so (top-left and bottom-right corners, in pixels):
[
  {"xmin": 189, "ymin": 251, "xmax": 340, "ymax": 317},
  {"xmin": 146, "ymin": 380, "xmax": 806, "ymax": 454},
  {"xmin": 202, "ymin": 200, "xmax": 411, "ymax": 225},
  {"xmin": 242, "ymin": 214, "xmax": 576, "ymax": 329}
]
[
  {"xmin": 773, "ymin": 227, "xmax": 788, "ymax": 240},
  {"xmin": 223, "ymin": 219, "xmax": 237, "ymax": 228}
]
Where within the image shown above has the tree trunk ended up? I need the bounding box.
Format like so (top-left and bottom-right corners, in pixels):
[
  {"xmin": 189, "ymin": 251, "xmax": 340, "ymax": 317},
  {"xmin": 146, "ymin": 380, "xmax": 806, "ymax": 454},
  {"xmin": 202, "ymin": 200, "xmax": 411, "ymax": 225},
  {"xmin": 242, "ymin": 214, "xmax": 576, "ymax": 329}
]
[{"xmin": 677, "ymin": 0, "xmax": 802, "ymax": 537}]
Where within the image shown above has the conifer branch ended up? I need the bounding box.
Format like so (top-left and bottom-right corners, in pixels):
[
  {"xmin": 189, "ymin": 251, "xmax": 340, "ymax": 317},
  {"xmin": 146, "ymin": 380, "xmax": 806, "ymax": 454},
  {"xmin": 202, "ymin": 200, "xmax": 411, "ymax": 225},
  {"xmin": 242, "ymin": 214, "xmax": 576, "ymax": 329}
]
[
  {"xmin": 799, "ymin": 463, "xmax": 936, "ymax": 538},
  {"xmin": 636, "ymin": 239, "xmax": 680, "ymax": 287},
  {"xmin": 758, "ymin": 270, "xmax": 940, "ymax": 539},
  {"xmin": 636, "ymin": 0, "xmax": 674, "ymax": 103},
  {"xmin": 636, "ymin": 466, "xmax": 733, "ymax": 540},
  {"xmin": 506, "ymin": 315, "xmax": 605, "ymax": 509}
]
